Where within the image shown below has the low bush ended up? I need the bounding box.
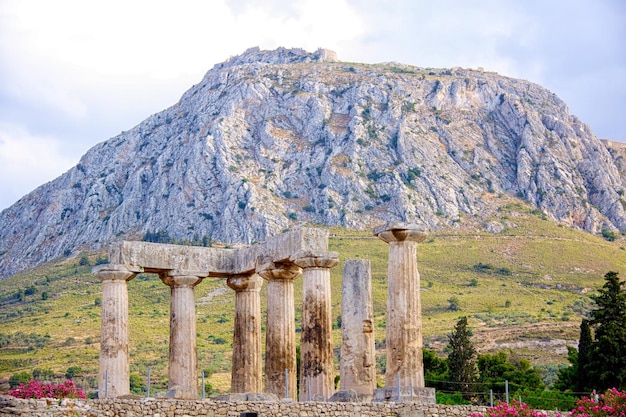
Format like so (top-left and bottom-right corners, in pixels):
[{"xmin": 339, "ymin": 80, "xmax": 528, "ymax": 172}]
[
  {"xmin": 470, "ymin": 388, "xmax": 626, "ymax": 417},
  {"xmin": 8, "ymin": 379, "xmax": 85, "ymax": 399},
  {"xmin": 570, "ymin": 388, "xmax": 626, "ymax": 417}
]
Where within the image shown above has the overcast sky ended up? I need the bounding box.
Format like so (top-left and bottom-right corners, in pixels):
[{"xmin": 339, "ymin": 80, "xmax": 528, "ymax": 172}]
[{"xmin": 0, "ymin": 0, "xmax": 624, "ymax": 211}]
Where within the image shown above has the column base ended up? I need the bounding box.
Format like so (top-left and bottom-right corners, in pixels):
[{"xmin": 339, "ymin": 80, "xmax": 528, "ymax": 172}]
[{"xmin": 373, "ymin": 387, "xmax": 436, "ymax": 404}]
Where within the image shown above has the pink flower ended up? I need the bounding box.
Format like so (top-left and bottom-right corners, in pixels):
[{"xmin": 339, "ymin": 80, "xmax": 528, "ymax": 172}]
[
  {"xmin": 7, "ymin": 379, "xmax": 85, "ymax": 399},
  {"xmin": 570, "ymin": 388, "xmax": 626, "ymax": 417}
]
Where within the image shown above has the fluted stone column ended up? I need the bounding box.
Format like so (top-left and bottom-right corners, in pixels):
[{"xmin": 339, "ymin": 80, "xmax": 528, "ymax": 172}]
[
  {"xmin": 161, "ymin": 271, "xmax": 204, "ymax": 399},
  {"xmin": 94, "ymin": 264, "xmax": 138, "ymax": 399},
  {"xmin": 292, "ymin": 251, "xmax": 339, "ymax": 401},
  {"xmin": 340, "ymin": 259, "xmax": 376, "ymax": 399},
  {"xmin": 227, "ymin": 273, "xmax": 264, "ymax": 393},
  {"xmin": 375, "ymin": 223, "xmax": 427, "ymax": 390},
  {"xmin": 258, "ymin": 261, "xmax": 302, "ymax": 399}
]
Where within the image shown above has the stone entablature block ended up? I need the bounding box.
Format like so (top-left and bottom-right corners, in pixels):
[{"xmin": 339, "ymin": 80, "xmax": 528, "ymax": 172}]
[{"xmin": 108, "ymin": 227, "xmax": 329, "ymax": 276}]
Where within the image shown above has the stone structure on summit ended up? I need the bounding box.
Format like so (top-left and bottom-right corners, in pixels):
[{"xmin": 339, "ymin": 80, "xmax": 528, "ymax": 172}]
[{"xmin": 93, "ymin": 224, "xmax": 434, "ymax": 403}]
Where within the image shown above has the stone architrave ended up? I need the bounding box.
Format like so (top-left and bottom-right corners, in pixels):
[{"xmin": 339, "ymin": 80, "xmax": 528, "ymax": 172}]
[
  {"xmin": 292, "ymin": 251, "xmax": 339, "ymax": 401},
  {"xmin": 374, "ymin": 223, "xmax": 427, "ymax": 390},
  {"xmin": 340, "ymin": 259, "xmax": 376, "ymax": 399},
  {"xmin": 258, "ymin": 262, "xmax": 302, "ymax": 399},
  {"xmin": 227, "ymin": 273, "xmax": 264, "ymax": 394},
  {"xmin": 93, "ymin": 264, "xmax": 139, "ymax": 399},
  {"xmin": 161, "ymin": 271, "xmax": 204, "ymax": 399}
]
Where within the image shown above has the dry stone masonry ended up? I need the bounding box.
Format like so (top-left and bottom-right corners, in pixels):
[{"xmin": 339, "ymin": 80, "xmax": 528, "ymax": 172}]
[
  {"xmin": 10, "ymin": 395, "xmax": 560, "ymax": 417},
  {"xmin": 93, "ymin": 224, "xmax": 435, "ymax": 404}
]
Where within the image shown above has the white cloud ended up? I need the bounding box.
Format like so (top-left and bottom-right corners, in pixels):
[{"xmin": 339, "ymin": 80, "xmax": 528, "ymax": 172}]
[
  {"xmin": 0, "ymin": 0, "xmax": 624, "ymax": 211},
  {"xmin": 0, "ymin": 123, "xmax": 76, "ymax": 208}
]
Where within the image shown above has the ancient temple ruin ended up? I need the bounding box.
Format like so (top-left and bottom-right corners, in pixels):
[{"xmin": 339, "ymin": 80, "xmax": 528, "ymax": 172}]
[{"xmin": 93, "ymin": 223, "xmax": 434, "ymax": 403}]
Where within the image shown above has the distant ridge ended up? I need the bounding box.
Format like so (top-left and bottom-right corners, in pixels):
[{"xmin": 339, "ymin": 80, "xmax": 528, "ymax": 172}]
[{"xmin": 1, "ymin": 47, "xmax": 624, "ymax": 279}]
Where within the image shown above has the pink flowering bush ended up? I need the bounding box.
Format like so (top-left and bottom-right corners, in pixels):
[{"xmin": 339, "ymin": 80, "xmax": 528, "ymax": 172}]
[
  {"xmin": 470, "ymin": 389, "xmax": 626, "ymax": 417},
  {"xmin": 7, "ymin": 379, "xmax": 85, "ymax": 399},
  {"xmin": 470, "ymin": 400, "xmax": 559, "ymax": 417},
  {"xmin": 570, "ymin": 388, "xmax": 626, "ymax": 417}
]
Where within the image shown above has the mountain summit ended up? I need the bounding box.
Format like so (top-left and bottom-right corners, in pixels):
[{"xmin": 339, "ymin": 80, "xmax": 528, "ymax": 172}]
[{"xmin": 1, "ymin": 47, "xmax": 624, "ymax": 278}]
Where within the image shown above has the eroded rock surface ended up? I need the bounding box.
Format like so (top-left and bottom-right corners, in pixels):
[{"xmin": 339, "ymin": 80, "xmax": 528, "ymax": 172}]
[{"xmin": 1, "ymin": 47, "xmax": 624, "ymax": 278}]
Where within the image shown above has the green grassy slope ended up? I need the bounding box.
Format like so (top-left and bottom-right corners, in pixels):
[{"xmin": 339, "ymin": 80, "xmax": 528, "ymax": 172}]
[{"xmin": 1, "ymin": 198, "xmax": 625, "ymax": 394}]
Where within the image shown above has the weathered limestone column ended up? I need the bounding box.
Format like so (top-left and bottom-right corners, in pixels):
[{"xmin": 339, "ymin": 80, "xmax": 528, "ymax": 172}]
[
  {"xmin": 340, "ymin": 259, "xmax": 376, "ymax": 399},
  {"xmin": 93, "ymin": 264, "xmax": 139, "ymax": 399},
  {"xmin": 292, "ymin": 251, "xmax": 339, "ymax": 401},
  {"xmin": 374, "ymin": 222, "xmax": 427, "ymax": 390},
  {"xmin": 161, "ymin": 271, "xmax": 204, "ymax": 399},
  {"xmin": 227, "ymin": 273, "xmax": 264, "ymax": 393},
  {"xmin": 258, "ymin": 262, "xmax": 302, "ymax": 399}
]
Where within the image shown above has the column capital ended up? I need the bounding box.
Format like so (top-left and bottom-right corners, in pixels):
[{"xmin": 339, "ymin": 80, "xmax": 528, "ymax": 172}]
[
  {"xmin": 93, "ymin": 264, "xmax": 141, "ymax": 282},
  {"xmin": 257, "ymin": 261, "xmax": 302, "ymax": 282},
  {"xmin": 290, "ymin": 251, "xmax": 339, "ymax": 269},
  {"xmin": 373, "ymin": 222, "xmax": 428, "ymax": 243},
  {"xmin": 160, "ymin": 270, "xmax": 205, "ymax": 288},
  {"xmin": 227, "ymin": 273, "xmax": 263, "ymax": 292}
]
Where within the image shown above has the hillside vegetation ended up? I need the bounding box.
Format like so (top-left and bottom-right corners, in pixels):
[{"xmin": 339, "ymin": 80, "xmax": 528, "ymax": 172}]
[{"xmin": 1, "ymin": 197, "xmax": 625, "ymax": 395}]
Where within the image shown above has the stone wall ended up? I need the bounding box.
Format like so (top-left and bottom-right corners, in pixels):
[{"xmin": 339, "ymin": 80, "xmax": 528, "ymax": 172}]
[{"xmin": 0, "ymin": 396, "xmax": 568, "ymax": 417}]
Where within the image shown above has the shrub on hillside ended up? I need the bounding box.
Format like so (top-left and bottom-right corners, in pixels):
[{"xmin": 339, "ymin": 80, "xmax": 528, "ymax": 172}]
[{"xmin": 8, "ymin": 371, "xmax": 32, "ymax": 388}]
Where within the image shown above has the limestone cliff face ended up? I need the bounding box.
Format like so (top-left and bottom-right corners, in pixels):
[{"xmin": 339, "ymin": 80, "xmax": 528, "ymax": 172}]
[{"xmin": 1, "ymin": 47, "xmax": 624, "ymax": 278}]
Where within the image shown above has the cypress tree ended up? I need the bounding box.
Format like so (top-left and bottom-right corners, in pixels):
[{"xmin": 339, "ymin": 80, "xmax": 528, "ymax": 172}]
[
  {"xmin": 447, "ymin": 316, "xmax": 478, "ymax": 400},
  {"xmin": 588, "ymin": 271, "xmax": 626, "ymax": 391},
  {"xmin": 576, "ymin": 319, "xmax": 593, "ymax": 392}
]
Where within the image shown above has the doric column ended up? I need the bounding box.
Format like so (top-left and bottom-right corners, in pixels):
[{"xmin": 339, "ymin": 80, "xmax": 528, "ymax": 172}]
[
  {"xmin": 227, "ymin": 273, "xmax": 264, "ymax": 393},
  {"xmin": 340, "ymin": 259, "xmax": 376, "ymax": 399},
  {"xmin": 374, "ymin": 222, "xmax": 427, "ymax": 390},
  {"xmin": 292, "ymin": 251, "xmax": 339, "ymax": 401},
  {"xmin": 93, "ymin": 264, "xmax": 139, "ymax": 399},
  {"xmin": 161, "ymin": 271, "xmax": 204, "ymax": 399},
  {"xmin": 257, "ymin": 261, "xmax": 302, "ymax": 399}
]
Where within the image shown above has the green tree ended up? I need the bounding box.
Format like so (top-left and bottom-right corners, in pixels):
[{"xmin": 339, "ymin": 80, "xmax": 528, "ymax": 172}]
[
  {"xmin": 447, "ymin": 316, "xmax": 478, "ymax": 400},
  {"xmin": 79, "ymin": 255, "xmax": 90, "ymax": 266},
  {"xmin": 576, "ymin": 319, "xmax": 593, "ymax": 392},
  {"xmin": 447, "ymin": 296, "xmax": 460, "ymax": 311},
  {"xmin": 424, "ymin": 348, "xmax": 448, "ymax": 391},
  {"xmin": 553, "ymin": 345, "xmax": 578, "ymax": 391},
  {"xmin": 588, "ymin": 271, "xmax": 626, "ymax": 390},
  {"xmin": 129, "ymin": 373, "xmax": 143, "ymax": 395},
  {"xmin": 9, "ymin": 371, "xmax": 32, "ymax": 388},
  {"xmin": 65, "ymin": 366, "xmax": 82, "ymax": 380},
  {"xmin": 553, "ymin": 319, "xmax": 592, "ymax": 392},
  {"xmin": 32, "ymin": 368, "xmax": 55, "ymax": 381},
  {"xmin": 478, "ymin": 351, "xmax": 545, "ymax": 403}
]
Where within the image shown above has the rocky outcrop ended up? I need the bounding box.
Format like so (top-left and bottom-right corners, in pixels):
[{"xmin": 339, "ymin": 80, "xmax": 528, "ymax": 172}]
[{"xmin": 0, "ymin": 47, "xmax": 624, "ymax": 279}]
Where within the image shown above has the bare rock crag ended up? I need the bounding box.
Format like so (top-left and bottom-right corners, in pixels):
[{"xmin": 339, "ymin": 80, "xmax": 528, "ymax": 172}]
[{"xmin": 1, "ymin": 47, "xmax": 625, "ymax": 278}]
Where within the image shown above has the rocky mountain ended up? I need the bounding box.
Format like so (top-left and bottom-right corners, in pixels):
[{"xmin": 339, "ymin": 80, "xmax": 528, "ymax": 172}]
[{"xmin": 1, "ymin": 46, "xmax": 625, "ymax": 279}]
